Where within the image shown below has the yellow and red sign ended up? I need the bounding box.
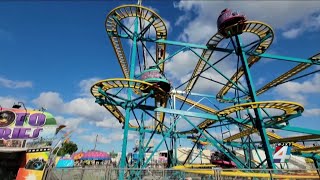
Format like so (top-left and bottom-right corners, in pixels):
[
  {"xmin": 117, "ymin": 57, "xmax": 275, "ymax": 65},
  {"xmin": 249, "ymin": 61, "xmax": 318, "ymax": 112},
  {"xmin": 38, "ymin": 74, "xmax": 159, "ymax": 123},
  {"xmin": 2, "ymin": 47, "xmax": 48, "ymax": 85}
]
[{"xmin": 16, "ymin": 148, "xmax": 50, "ymax": 180}]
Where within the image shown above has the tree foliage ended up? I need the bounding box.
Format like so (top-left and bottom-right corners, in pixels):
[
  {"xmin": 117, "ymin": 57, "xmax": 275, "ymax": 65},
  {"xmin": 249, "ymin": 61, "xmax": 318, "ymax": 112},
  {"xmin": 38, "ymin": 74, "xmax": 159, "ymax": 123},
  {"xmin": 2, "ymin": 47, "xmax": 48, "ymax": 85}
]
[
  {"xmin": 54, "ymin": 141, "xmax": 78, "ymax": 156},
  {"xmin": 110, "ymin": 151, "xmax": 118, "ymax": 158}
]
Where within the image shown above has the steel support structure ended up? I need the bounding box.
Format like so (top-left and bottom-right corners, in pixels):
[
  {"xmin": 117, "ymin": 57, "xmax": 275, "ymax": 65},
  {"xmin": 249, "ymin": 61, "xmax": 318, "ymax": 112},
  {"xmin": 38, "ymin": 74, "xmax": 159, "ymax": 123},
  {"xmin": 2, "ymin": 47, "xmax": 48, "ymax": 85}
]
[
  {"xmin": 119, "ymin": 17, "xmax": 139, "ymax": 179},
  {"xmin": 92, "ymin": 3, "xmax": 320, "ymax": 179},
  {"xmin": 234, "ymin": 35, "xmax": 275, "ymax": 169}
]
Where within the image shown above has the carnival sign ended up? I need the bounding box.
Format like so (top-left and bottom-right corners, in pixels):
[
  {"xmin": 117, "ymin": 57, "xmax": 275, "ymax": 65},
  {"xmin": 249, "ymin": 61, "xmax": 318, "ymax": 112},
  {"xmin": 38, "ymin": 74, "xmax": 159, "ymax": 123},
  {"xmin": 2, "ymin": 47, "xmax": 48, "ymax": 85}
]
[{"xmin": 0, "ymin": 108, "xmax": 50, "ymax": 140}]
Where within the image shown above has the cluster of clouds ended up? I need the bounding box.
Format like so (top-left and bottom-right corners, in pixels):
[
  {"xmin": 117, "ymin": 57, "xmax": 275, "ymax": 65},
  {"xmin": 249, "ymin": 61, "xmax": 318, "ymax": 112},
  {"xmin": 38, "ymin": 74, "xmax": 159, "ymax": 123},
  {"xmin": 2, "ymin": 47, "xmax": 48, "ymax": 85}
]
[
  {"xmin": 163, "ymin": 1, "xmax": 320, "ymax": 99},
  {"xmin": 173, "ymin": 1, "xmax": 320, "ymax": 41},
  {"xmin": 168, "ymin": 1, "xmax": 320, "ymax": 111},
  {"xmin": 0, "ymin": 76, "xmax": 32, "ymax": 89}
]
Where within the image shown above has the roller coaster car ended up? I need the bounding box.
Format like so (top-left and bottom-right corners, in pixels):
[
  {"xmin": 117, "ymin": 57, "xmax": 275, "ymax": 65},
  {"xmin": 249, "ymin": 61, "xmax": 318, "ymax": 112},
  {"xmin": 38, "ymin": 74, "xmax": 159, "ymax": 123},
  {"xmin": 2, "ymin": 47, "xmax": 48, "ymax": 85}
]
[
  {"xmin": 140, "ymin": 66, "xmax": 171, "ymax": 93},
  {"xmin": 217, "ymin": 8, "xmax": 247, "ymax": 38},
  {"xmin": 211, "ymin": 151, "xmax": 236, "ymax": 168}
]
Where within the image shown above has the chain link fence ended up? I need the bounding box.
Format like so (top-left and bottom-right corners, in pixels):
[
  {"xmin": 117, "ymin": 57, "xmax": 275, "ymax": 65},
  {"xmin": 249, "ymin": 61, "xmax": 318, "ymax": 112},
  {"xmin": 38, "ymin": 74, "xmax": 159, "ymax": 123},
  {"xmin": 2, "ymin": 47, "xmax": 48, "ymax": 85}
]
[{"xmin": 45, "ymin": 167, "xmax": 320, "ymax": 180}]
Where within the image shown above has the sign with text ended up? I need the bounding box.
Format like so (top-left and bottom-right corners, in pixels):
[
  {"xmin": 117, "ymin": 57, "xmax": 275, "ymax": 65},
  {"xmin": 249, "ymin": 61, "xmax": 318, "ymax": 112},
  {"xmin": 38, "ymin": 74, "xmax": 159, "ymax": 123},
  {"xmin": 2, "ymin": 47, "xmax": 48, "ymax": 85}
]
[{"xmin": 0, "ymin": 108, "xmax": 54, "ymax": 140}]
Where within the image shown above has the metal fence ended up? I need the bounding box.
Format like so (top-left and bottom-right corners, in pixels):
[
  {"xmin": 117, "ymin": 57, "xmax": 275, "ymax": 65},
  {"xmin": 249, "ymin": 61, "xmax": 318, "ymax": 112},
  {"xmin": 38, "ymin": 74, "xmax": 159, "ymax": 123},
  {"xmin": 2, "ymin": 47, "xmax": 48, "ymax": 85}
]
[{"xmin": 45, "ymin": 167, "xmax": 320, "ymax": 180}]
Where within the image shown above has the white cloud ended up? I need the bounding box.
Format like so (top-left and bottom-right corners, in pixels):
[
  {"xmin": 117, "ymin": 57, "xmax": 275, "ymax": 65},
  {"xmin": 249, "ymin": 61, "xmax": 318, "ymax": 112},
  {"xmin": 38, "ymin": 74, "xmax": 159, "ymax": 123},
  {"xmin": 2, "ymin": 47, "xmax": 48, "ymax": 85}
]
[
  {"xmin": 165, "ymin": 50, "xmax": 198, "ymax": 80},
  {"xmin": 174, "ymin": 1, "xmax": 320, "ymax": 43},
  {"xmin": 80, "ymin": 134, "xmax": 112, "ymax": 144},
  {"xmin": 178, "ymin": 19, "xmax": 216, "ymax": 44},
  {"xmin": 32, "ymin": 91, "xmax": 108, "ymax": 121},
  {"xmin": 173, "ymin": 52, "xmax": 235, "ymax": 94},
  {"xmin": 0, "ymin": 96, "xmax": 20, "ymax": 108},
  {"xmin": 282, "ymin": 13, "xmax": 320, "ymax": 39},
  {"xmin": 0, "ymin": 77, "xmax": 32, "ymax": 89},
  {"xmin": 95, "ymin": 119, "xmax": 122, "ymax": 129},
  {"xmin": 273, "ymin": 73, "xmax": 320, "ymax": 105},
  {"xmin": 282, "ymin": 28, "xmax": 302, "ymax": 39},
  {"xmin": 175, "ymin": 13, "xmax": 190, "ymax": 26},
  {"xmin": 256, "ymin": 77, "xmax": 266, "ymax": 86},
  {"xmin": 79, "ymin": 77, "xmax": 101, "ymax": 97},
  {"xmin": 55, "ymin": 116, "xmax": 83, "ymax": 129},
  {"xmin": 80, "ymin": 131, "xmax": 137, "ymax": 145},
  {"xmin": 64, "ymin": 97, "xmax": 107, "ymax": 121},
  {"xmin": 303, "ymin": 108, "xmax": 320, "ymax": 117},
  {"xmin": 32, "ymin": 92, "xmax": 64, "ymax": 112}
]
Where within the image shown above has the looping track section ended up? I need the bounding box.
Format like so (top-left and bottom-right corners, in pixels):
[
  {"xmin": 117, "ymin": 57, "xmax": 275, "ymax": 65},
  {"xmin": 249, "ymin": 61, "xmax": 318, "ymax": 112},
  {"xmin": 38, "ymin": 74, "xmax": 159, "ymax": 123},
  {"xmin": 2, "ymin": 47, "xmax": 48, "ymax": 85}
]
[
  {"xmin": 185, "ymin": 21, "xmax": 274, "ymax": 103},
  {"xmin": 105, "ymin": 5, "xmax": 168, "ymax": 78},
  {"xmin": 91, "ymin": 78, "xmax": 167, "ymax": 127},
  {"xmin": 93, "ymin": 3, "xmax": 320, "ymax": 179}
]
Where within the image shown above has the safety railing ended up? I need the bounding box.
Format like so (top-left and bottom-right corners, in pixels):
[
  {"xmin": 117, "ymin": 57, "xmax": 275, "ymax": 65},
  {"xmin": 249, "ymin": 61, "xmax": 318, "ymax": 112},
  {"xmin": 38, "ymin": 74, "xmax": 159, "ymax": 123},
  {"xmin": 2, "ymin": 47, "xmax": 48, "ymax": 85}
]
[{"xmin": 45, "ymin": 167, "xmax": 320, "ymax": 180}]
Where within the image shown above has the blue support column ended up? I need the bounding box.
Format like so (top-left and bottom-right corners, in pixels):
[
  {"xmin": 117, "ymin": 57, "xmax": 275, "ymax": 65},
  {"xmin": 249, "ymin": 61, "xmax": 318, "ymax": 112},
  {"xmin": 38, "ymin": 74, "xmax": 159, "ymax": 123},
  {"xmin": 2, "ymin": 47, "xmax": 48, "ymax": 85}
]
[
  {"xmin": 235, "ymin": 35, "xmax": 276, "ymax": 169},
  {"xmin": 138, "ymin": 114, "xmax": 145, "ymax": 168},
  {"xmin": 119, "ymin": 17, "xmax": 139, "ymax": 180}
]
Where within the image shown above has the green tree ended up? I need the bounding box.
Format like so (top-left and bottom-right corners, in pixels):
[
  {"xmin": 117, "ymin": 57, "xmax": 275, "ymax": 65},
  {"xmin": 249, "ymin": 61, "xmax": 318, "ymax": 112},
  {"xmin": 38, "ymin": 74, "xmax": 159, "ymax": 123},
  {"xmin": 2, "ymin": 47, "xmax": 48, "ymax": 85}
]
[
  {"xmin": 110, "ymin": 151, "xmax": 118, "ymax": 158},
  {"xmin": 54, "ymin": 141, "xmax": 78, "ymax": 156}
]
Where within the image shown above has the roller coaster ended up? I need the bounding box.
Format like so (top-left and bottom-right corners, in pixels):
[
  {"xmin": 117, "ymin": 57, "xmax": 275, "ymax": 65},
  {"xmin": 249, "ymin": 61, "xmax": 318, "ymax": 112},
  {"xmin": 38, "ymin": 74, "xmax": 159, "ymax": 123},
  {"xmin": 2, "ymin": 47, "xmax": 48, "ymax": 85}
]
[{"xmin": 91, "ymin": 2, "xmax": 320, "ymax": 179}]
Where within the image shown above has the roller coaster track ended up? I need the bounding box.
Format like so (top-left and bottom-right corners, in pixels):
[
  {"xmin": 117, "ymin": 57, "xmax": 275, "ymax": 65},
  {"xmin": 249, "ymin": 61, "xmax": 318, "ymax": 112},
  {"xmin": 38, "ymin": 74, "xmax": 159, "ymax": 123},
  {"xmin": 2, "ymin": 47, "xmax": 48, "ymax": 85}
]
[
  {"xmin": 97, "ymin": 4, "xmax": 320, "ymax": 178},
  {"xmin": 217, "ymin": 101, "xmax": 306, "ymax": 149},
  {"xmin": 174, "ymin": 20, "xmax": 320, "ymax": 165},
  {"xmin": 218, "ymin": 100, "xmax": 304, "ymax": 141},
  {"xmin": 174, "ymin": 97, "xmax": 308, "ymax": 152},
  {"xmin": 173, "ymin": 167, "xmax": 320, "ymax": 179},
  {"xmin": 174, "ymin": 97, "xmax": 307, "ymax": 150},
  {"xmin": 105, "ymin": 5, "xmax": 167, "ymax": 78},
  {"xmin": 217, "ymin": 101, "xmax": 320, "ymax": 151},
  {"xmin": 254, "ymin": 53, "xmax": 320, "ymax": 97},
  {"xmin": 216, "ymin": 101, "xmax": 305, "ymax": 149},
  {"xmin": 293, "ymin": 145, "xmax": 320, "ymax": 152},
  {"xmin": 184, "ymin": 21, "xmax": 274, "ymax": 103},
  {"xmin": 91, "ymin": 78, "xmax": 167, "ymax": 128},
  {"xmin": 224, "ymin": 127, "xmax": 304, "ymax": 149},
  {"xmin": 175, "ymin": 94, "xmax": 318, "ymax": 152},
  {"xmin": 217, "ymin": 101, "xmax": 304, "ymax": 117},
  {"xmin": 175, "ymin": 97, "xmax": 304, "ymax": 136},
  {"xmin": 106, "ymin": 5, "xmax": 169, "ymax": 132},
  {"xmin": 269, "ymin": 134, "xmax": 320, "ymax": 144},
  {"xmin": 223, "ymin": 124, "xmax": 320, "ymax": 151}
]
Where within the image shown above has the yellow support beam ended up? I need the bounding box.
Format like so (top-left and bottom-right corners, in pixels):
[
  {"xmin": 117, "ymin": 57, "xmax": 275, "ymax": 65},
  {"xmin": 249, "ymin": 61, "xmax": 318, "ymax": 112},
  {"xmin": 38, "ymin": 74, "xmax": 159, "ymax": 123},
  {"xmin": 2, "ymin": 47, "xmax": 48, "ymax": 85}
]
[
  {"xmin": 173, "ymin": 166, "xmax": 319, "ymax": 179},
  {"xmin": 293, "ymin": 145, "xmax": 320, "ymax": 152},
  {"xmin": 269, "ymin": 134, "xmax": 320, "ymax": 144},
  {"xmin": 255, "ymin": 53, "xmax": 320, "ymax": 97}
]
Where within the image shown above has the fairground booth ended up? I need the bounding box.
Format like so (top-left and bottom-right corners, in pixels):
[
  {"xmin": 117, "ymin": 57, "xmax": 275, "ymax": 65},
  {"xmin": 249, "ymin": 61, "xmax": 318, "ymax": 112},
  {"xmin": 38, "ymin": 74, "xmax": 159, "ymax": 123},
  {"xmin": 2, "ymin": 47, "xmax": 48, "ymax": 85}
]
[{"xmin": 0, "ymin": 104, "xmax": 57, "ymax": 180}]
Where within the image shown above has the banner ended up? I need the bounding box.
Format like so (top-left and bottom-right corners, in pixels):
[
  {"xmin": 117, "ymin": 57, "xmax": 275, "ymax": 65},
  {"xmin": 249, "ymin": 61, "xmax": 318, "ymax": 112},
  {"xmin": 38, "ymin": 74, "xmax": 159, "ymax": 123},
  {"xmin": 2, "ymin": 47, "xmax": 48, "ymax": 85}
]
[
  {"xmin": 16, "ymin": 148, "xmax": 50, "ymax": 180},
  {"xmin": 0, "ymin": 108, "xmax": 57, "ymax": 149}
]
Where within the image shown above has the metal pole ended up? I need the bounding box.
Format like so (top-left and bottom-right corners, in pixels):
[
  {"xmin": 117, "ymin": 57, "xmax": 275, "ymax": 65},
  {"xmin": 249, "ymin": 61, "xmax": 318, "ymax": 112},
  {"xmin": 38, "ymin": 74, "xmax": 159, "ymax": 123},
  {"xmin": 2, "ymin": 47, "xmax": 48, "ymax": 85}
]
[
  {"xmin": 173, "ymin": 93, "xmax": 178, "ymax": 167},
  {"xmin": 119, "ymin": 16, "xmax": 139, "ymax": 179},
  {"xmin": 94, "ymin": 134, "xmax": 98, "ymax": 150},
  {"xmin": 234, "ymin": 34, "xmax": 275, "ymax": 169}
]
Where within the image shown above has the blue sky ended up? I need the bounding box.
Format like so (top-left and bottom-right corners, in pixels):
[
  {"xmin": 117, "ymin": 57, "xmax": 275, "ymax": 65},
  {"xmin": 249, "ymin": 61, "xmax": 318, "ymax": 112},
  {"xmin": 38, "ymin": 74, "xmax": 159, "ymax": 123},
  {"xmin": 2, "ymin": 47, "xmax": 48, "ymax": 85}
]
[{"xmin": 0, "ymin": 1, "xmax": 320, "ymax": 153}]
